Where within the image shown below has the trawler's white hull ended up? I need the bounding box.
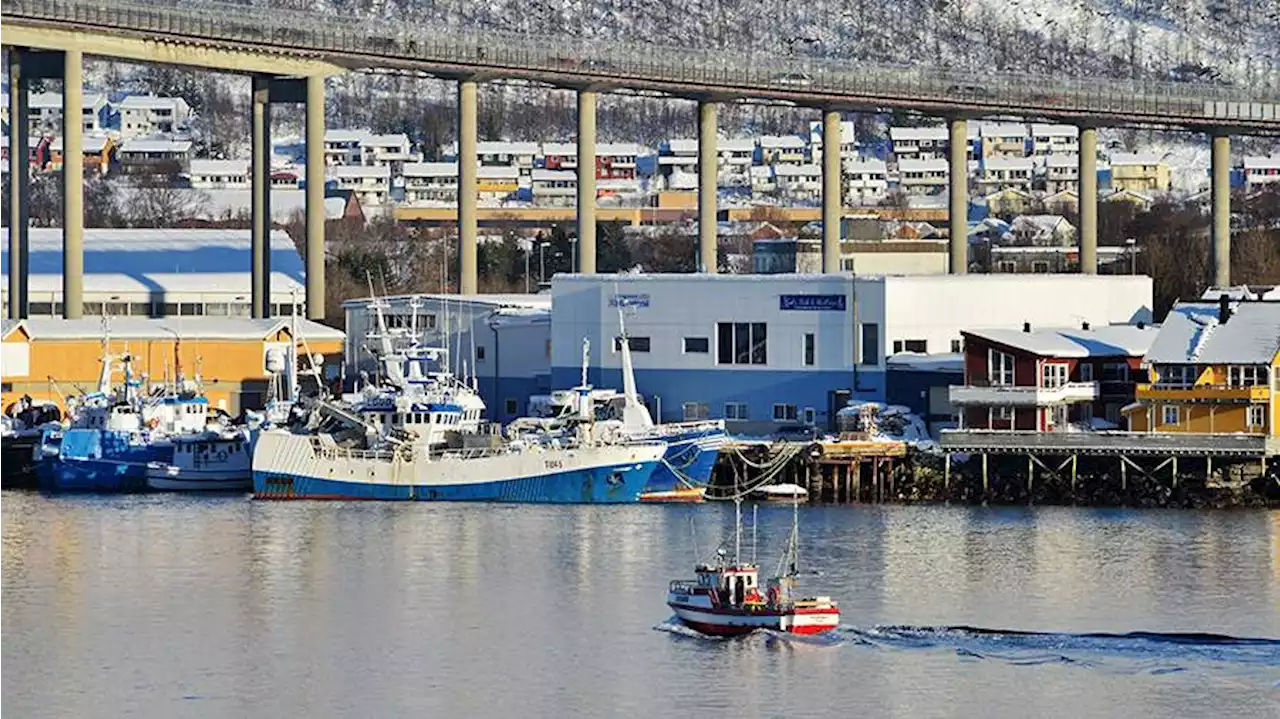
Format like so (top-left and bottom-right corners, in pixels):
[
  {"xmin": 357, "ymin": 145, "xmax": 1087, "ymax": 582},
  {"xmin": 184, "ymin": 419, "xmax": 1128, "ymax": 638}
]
[{"xmin": 252, "ymin": 431, "xmax": 665, "ymax": 503}]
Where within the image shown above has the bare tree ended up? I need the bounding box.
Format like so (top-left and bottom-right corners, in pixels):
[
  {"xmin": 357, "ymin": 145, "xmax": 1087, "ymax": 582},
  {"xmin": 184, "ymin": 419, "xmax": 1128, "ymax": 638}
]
[{"xmin": 126, "ymin": 179, "xmax": 211, "ymax": 228}]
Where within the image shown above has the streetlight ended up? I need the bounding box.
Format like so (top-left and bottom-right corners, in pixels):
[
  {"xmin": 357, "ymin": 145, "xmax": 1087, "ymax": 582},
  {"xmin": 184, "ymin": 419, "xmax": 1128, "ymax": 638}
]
[
  {"xmin": 539, "ymin": 241, "xmax": 550, "ymax": 284},
  {"xmin": 570, "ymin": 236, "xmax": 578, "ymax": 274},
  {"xmin": 522, "ymin": 239, "xmax": 532, "ymax": 293},
  {"xmin": 1125, "ymin": 237, "xmax": 1136, "ymax": 275}
]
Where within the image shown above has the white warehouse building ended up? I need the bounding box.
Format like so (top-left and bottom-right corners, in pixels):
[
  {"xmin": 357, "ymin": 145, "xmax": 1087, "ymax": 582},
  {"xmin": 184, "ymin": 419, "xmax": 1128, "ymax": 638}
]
[{"xmin": 550, "ymin": 274, "xmax": 1152, "ymax": 432}]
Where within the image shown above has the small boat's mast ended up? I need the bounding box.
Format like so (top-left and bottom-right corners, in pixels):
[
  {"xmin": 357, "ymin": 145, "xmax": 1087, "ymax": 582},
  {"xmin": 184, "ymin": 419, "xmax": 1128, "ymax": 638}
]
[
  {"xmin": 752, "ymin": 504, "xmax": 758, "ymax": 565},
  {"xmin": 790, "ymin": 493, "xmax": 800, "ymax": 577}
]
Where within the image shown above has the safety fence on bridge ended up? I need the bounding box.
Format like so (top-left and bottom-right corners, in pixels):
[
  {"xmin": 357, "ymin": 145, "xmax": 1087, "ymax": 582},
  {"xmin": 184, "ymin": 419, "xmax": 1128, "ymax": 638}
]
[{"xmin": 4, "ymin": 0, "xmax": 1279, "ymax": 128}]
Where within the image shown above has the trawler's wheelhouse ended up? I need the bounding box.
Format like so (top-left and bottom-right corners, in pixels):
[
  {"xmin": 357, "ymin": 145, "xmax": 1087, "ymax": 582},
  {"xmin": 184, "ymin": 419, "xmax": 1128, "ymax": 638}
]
[{"xmin": 359, "ymin": 403, "xmax": 467, "ymax": 433}]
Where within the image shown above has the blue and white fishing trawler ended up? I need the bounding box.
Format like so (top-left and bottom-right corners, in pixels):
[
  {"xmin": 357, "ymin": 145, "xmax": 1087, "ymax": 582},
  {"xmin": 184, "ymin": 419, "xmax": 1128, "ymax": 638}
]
[{"xmin": 252, "ymin": 294, "xmax": 666, "ymax": 502}]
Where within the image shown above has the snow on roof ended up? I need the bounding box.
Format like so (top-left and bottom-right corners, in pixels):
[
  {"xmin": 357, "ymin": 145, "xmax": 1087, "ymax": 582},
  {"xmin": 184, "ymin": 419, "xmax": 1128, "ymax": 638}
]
[
  {"xmin": 344, "ymin": 293, "xmax": 552, "ymax": 311},
  {"xmin": 886, "ymin": 352, "xmax": 964, "ymax": 373},
  {"xmin": 36, "ymin": 135, "xmax": 111, "ymax": 153},
  {"xmin": 978, "ymin": 122, "xmax": 1028, "ymax": 138},
  {"xmin": 17, "ymin": 317, "xmax": 342, "ymax": 342},
  {"xmin": 720, "ymin": 138, "xmax": 756, "ymax": 152},
  {"xmin": 1199, "ymin": 286, "xmax": 1259, "ymax": 301},
  {"xmin": 773, "ymin": 164, "xmax": 821, "ymax": 177},
  {"xmin": 759, "ymin": 135, "xmax": 806, "ymax": 149},
  {"xmin": 1109, "ymin": 152, "xmax": 1165, "ymax": 166},
  {"xmin": 845, "ymin": 158, "xmax": 887, "ymax": 173},
  {"xmin": 899, "ymin": 158, "xmax": 949, "ymax": 172},
  {"xmin": 119, "ymin": 95, "xmax": 186, "ymax": 110},
  {"xmin": 965, "ymin": 325, "xmax": 1157, "ymax": 358},
  {"xmin": 324, "ymin": 129, "xmax": 371, "ymax": 143},
  {"xmin": 1146, "ymin": 301, "xmax": 1280, "ymax": 365},
  {"xmin": 0, "ymin": 228, "xmax": 305, "ymax": 286},
  {"xmin": 889, "ymin": 126, "xmax": 948, "ymax": 142},
  {"xmin": 666, "ymin": 139, "xmax": 698, "ymax": 154},
  {"xmin": 1012, "ymin": 214, "xmax": 1071, "ymax": 231},
  {"xmin": 1243, "ymin": 155, "xmax": 1280, "ymax": 171},
  {"xmin": 403, "ymin": 161, "xmax": 458, "ymax": 177},
  {"xmin": 1030, "ymin": 124, "xmax": 1079, "ymax": 138},
  {"xmin": 330, "ymin": 164, "xmax": 390, "ymax": 180},
  {"xmin": 189, "ymin": 159, "xmax": 249, "ymax": 176},
  {"xmin": 191, "ymin": 189, "xmax": 348, "ymax": 222},
  {"xmin": 27, "ymin": 92, "xmax": 107, "ymax": 109},
  {"xmin": 541, "ymin": 142, "xmax": 576, "ymax": 156},
  {"xmin": 532, "ymin": 168, "xmax": 575, "ymax": 182},
  {"xmin": 1045, "ymin": 154, "xmax": 1080, "ymax": 168},
  {"xmin": 363, "ymin": 133, "xmax": 409, "ymax": 147},
  {"xmin": 599, "ymin": 142, "xmax": 643, "ymax": 156},
  {"xmin": 983, "ymin": 156, "xmax": 1034, "ymax": 171},
  {"xmin": 478, "ymin": 165, "xmax": 520, "ymax": 180},
  {"xmin": 119, "ymin": 138, "xmax": 193, "ymax": 154},
  {"xmin": 476, "ymin": 141, "xmax": 539, "ymax": 155}
]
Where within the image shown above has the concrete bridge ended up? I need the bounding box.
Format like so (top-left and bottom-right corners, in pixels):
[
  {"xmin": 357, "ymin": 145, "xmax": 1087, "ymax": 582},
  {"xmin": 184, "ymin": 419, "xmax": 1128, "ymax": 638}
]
[{"xmin": 5, "ymin": 0, "xmax": 1279, "ymax": 320}]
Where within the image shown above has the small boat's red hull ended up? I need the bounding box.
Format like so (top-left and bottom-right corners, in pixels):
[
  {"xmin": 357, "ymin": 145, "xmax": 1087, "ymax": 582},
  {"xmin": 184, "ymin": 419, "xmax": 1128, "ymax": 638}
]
[{"xmin": 668, "ymin": 603, "xmax": 840, "ymax": 636}]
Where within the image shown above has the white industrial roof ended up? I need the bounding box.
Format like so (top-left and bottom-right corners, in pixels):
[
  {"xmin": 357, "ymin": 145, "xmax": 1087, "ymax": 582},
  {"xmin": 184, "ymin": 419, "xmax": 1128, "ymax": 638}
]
[
  {"xmin": 0, "ymin": 228, "xmax": 305, "ymax": 288},
  {"xmin": 965, "ymin": 325, "xmax": 1157, "ymax": 358},
  {"xmin": 14, "ymin": 317, "xmax": 342, "ymax": 342},
  {"xmin": 1145, "ymin": 301, "xmax": 1280, "ymax": 365}
]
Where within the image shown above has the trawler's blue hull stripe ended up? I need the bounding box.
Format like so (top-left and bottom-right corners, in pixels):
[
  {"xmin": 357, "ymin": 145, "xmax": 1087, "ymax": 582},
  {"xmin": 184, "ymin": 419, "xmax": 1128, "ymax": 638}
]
[{"xmin": 254, "ymin": 461, "xmax": 657, "ymax": 503}]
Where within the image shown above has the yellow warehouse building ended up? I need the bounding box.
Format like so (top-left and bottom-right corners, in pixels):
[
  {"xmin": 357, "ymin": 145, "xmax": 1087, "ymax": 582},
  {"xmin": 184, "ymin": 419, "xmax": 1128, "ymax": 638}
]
[{"xmin": 2, "ymin": 317, "xmax": 345, "ymax": 417}]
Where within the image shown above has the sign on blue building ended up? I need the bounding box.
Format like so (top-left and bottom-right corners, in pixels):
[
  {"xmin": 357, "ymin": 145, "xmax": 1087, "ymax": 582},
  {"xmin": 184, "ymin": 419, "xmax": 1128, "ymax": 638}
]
[
  {"xmin": 779, "ymin": 294, "xmax": 846, "ymax": 311},
  {"xmin": 610, "ymin": 293, "xmax": 650, "ymax": 308}
]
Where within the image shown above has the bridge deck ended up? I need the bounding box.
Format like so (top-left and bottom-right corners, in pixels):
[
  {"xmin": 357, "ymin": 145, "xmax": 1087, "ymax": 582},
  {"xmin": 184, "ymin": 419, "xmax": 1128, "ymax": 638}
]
[{"xmin": 4, "ymin": 0, "xmax": 1278, "ymax": 132}]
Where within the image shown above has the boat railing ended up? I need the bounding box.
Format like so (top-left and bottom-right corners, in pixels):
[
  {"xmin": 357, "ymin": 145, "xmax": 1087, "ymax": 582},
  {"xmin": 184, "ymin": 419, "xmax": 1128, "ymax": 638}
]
[
  {"xmin": 669, "ymin": 580, "xmax": 702, "ymax": 594},
  {"xmin": 308, "ymin": 436, "xmax": 399, "ymax": 462}
]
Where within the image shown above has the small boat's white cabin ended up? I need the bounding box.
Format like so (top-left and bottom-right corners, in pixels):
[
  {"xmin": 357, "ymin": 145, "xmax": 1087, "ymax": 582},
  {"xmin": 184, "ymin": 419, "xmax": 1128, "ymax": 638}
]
[
  {"xmin": 81, "ymin": 402, "xmax": 143, "ymax": 432},
  {"xmin": 695, "ymin": 563, "xmax": 761, "ymax": 605}
]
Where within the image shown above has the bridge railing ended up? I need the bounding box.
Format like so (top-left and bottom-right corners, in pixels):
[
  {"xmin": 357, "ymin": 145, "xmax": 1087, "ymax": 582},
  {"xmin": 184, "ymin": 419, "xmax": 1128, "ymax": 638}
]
[{"xmin": 6, "ymin": 0, "xmax": 1278, "ymax": 125}]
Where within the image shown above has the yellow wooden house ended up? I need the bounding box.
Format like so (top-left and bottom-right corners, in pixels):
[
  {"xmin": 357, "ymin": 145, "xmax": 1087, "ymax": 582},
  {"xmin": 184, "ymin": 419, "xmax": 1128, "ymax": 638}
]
[
  {"xmin": 1127, "ymin": 299, "xmax": 1280, "ymax": 438},
  {"xmin": 2, "ymin": 317, "xmax": 345, "ymax": 417}
]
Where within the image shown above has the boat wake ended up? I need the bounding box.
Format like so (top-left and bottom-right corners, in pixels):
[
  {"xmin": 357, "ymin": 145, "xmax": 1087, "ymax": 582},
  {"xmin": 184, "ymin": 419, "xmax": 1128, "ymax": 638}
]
[{"xmin": 841, "ymin": 625, "xmax": 1280, "ymax": 676}]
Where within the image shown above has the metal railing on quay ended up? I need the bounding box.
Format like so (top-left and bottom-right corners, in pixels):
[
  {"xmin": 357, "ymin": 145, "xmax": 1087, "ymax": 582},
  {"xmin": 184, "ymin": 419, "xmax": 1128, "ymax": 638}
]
[{"xmin": 5, "ymin": 0, "xmax": 1277, "ymax": 124}]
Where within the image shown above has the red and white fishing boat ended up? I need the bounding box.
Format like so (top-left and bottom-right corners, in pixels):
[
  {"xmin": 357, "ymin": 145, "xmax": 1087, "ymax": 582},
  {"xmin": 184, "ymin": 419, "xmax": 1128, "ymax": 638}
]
[{"xmin": 666, "ymin": 493, "xmax": 839, "ymax": 636}]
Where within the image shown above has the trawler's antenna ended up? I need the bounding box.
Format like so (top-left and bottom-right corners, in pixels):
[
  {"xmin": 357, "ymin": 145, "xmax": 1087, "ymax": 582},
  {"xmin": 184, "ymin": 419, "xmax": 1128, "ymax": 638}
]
[
  {"xmin": 689, "ymin": 513, "xmax": 700, "ymax": 562},
  {"xmin": 791, "ymin": 492, "xmax": 800, "ymax": 577},
  {"xmin": 580, "ymin": 337, "xmax": 589, "ymax": 388},
  {"xmin": 752, "ymin": 504, "xmax": 758, "ymax": 565}
]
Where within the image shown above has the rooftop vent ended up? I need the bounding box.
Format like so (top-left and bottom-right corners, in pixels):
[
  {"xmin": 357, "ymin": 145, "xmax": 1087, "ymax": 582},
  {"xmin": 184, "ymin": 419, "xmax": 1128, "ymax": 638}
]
[
  {"xmin": 1022, "ymin": 321, "xmax": 1031, "ymax": 333},
  {"xmin": 1081, "ymin": 321, "xmax": 1090, "ymax": 331},
  {"xmin": 1218, "ymin": 294, "xmax": 1232, "ymax": 324}
]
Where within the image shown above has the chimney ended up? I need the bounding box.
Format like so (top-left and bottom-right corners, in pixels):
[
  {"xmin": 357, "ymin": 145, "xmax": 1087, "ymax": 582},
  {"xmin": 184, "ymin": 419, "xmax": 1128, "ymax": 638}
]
[
  {"xmin": 1081, "ymin": 321, "xmax": 1090, "ymax": 331},
  {"xmin": 1218, "ymin": 294, "xmax": 1232, "ymax": 324},
  {"xmin": 1023, "ymin": 322, "xmax": 1031, "ymax": 333},
  {"xmin": 1137, "ymin": 321, "xmax": 1146, "ymax": 330}
]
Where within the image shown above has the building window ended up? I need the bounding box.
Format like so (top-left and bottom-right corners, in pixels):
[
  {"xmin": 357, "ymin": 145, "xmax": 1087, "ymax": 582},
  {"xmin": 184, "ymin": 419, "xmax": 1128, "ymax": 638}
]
[
  {"xmin": 127, "ymin": 302, "xmax": 152, "ymax": 316},
  {"xmin": 716, "ymin": 323, "xmax": 765, "ymax": 365},
  {"xmin": 683, "ymin": 402, "xmax": 710, "ymax": 421},
  {"xmin": 860, "ymin": 323, "xmax": 880, "ymax": 366},
  {"xmin": 1042, "ymin": 363, "xmax": 1068, "ymax": 389},
  {"xmin": 803, "ymin": 407, "xmax": 816, "ymax": 425},
  {"xmin": 29, "ymin": 302, "xmax": 54, "ymax": 316},
  {"xmin": 1161, "ymin": 405, "xmax": 1179, "ymax": 426},
  {"xmin": 992, "ymin": 406, "xmax": 1013, "ymax": 422},
  {"xmin": 773, "ymin": 403, "xmax": 798, "ymax": 422},
  {"xmin": 724, "ymin": 402, "xmax": 749, "ymax": 420},
  {"xmin": 1157, "ymin": 364, "xmax": 1193, "ymax": 387},
  {"xmin": 1227, "ymin": 365, "xmax": 1267, "ymax": 387},
  {"xmin": 951, "ymin": 339, "xmax": 962, "ymax": 353},
  {"xmin": 83, "ymin": 302, "xmax": 105, "ymax": 316},
  {"xmin": 504, "ymin": 398, "xmax": 518, "ymax": 415},
  {"xmin": 613, "ymin": 336, "xmax": 650, "ymax": 353},
  {"xmin": 1101, "ymin": 362, "xmax": 1129, "ymax": 383},
  {"xmin": 902, "ymin": 339, "xmax": 927, "ymax": 353},
  {"xmin": 1247, "ymin": 404, "xmax": 1265, "ymax": 429},
  {"xmin": 180, "ymin": 302, "xmax": 203, "ymax": 316},
  {"xmin": 989, "ymin": 350, "xmax": 1015, "ymax": 386},
  {"xmin": 1079, "ymin": 363, "xmax": 1094, "ymax": 382},
  {"xmin": 476, "ymin": 346, "xmax": 486, "ymax": 362},
  {"xmin": 997, "ymin": 261, "xmax": 1017, "ymax": 273},
  {"xmin": 683, "ymin": 337, "xmax": 709, "ymax": 354},
  {"xmin": 803, "ymin": 333, "xmax": 815, "ymax": 366}
]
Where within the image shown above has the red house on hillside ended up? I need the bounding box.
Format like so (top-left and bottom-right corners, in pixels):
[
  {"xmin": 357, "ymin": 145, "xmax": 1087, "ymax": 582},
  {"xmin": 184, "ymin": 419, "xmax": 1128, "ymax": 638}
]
[{"xmin": 950, "ymin": 323, "xmax": 1157, "ymax": 432}]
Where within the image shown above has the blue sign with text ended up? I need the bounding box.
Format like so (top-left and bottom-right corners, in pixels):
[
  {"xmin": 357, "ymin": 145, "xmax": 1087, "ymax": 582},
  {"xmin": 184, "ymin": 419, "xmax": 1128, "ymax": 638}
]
[
  {"xmin": 610, "ymin": 293, "xmax": 650, "ymax": 308},
  {"xmin": 779, "ymin": 294, "xmax": 846, "ymax": 311}
]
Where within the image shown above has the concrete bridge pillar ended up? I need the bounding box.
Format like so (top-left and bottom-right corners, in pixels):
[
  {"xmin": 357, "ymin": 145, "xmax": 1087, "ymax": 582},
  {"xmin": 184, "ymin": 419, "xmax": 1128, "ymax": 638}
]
[
  {"xmin": 251, "ymin": 74, "xmax": 272, "ymax": 318},
  {"xmin": 698, "ymin": 99, "xmax": 718, "ymax": 274},
  {"xmin": 458, "ymin": 78, "xmax": 478, "ymax": 295},
  {"xmin": 305, "ymin": 75, "xmax": 326, "ymax": 319},
  {"xmin": 1211, "ymin": 130, "xmax": 1231, "ymax": 288},
  {"xmin": 576, "ymin": 89, "xmax": 597, "ymax": 275},
  {"xmin": 62, "ymin": 49, "xmax": 84, "ymax": 319},
  {"xmin": 821, "ymin": 109, "xmax": 842, "ymax": 273},
  {"xmin": 948, "ymin": 116, "xmax": 968, "ymax": 274},
  {"xmin": 8, "ymin": 49, "xmax": 30, "ymax": 320},
  {"xmin": 1078, "ymin": 126, "xmax": 1098, "ymax": 275}
]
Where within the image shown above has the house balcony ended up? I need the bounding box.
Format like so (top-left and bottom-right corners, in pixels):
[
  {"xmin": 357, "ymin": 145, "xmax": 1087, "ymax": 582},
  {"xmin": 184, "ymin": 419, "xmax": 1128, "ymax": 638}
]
[
  {"xmin": 950, "ymin": 381, "xmax": 1099, "ymax": 406},
  {"xmin": 1135, "ymin": 384, "xmax": 1270, "ymax": 404}
]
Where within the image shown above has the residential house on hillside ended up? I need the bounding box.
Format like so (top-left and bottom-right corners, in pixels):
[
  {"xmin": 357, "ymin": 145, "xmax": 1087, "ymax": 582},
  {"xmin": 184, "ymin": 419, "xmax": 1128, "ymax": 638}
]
[
  {"xmin": 477, "ymin": 165, "xmax": 520, "ymax": 203},
  {"xmin": 898, "ymin": 158, "xmax": 949, "ymax": 195},
  {"xmin": 1128, "ymin": 298, "xmax": 1279, "ymax": 437},
  {"xmin": 117, "ymin": 137, "xmax": 193, "ymax": 175},
  {"xmin": 844, "ymin": 158, "xmax": 888, "ymax": 204},
  {"xmin": 598, "ymin": 143, "xmax": 642, "ymax": 180},
  {"xmin": 979, "ymin": 122, "xmax": 1028, "ymax": 160},
  {"xmin": 978, "ymin": 157, "xmax": 1034, "ymax": 193},
  {"xmin": 401, "ymin": 162, "xmax": 457, "ymax": 205},
  {"xmin": 324, "ymin": 129, "xmax": 368, "ymax": 166},
  {"xmin": 25, "ymin": 92, "xmax": 110, "ymax": 134},
  {"xmin": 361, "ymin": 134, "xmax": 416, "ymax": 167},
  {"xmin": 1043, "ymin": 154, "xmax": 1080, "ymax": 194},
  {"xmin": 809, "ymin": 119, "xmax": 857, "ymax": 162},
  {"xmin": 531, "ymin": 168, "xmax": 576, "ymax": 206},
  {"xmin": 951, "ymin": 323, "xmax": 1156, "ymax": 431},
  {"xmin": 1010, "ymin": 215, "xmax": 1075, "ymax": 246},
  {"xmin": 1029, "ymin": 124, "xmax": 1079, "ymax": 156},
  {"xmin": 118, "ymin": 96, "xmax": 190, "ymax": 138},
  {"xmin": 188, "ymin": 159, "xmax": 250, "ymax": 189},
  {"xmin": 658, "ymin": 139, "xmax": 699, "ymax": 189},
  {"xmin": 1044, "ymin": 189, "xmax": 1079, "ymax": 215},
  {"xmin": 759, "ymin": 135, "xmax": 807, "ymax": 165},
  {"xmin": 773, "ymin": 164, "xmax": 822, "ymax": 202},
  {"xmin": 890, "ymin": 126, "xmax": 949, "ymax": 162},
  {"xmin": 1109, "ymin": 153, "xmax": 1171, "ymax": 193},
  {"xmin": 28, "ymin": 134, "xmax": 115, "ymax": 175},
  {"xmin": 330, "ymin": 164, "xmax": 391, "ymax": 206},
  {"xmin": 1242, "ymin": 155, "xmax": 1280, "ymax": 192},
  {"xmin": 477, "ymin": 141, "xmax": 538, "ymax": 185},
  {"xmin": 984, "ymin": 187, "xmax": 1035, "ymax": 216},
  {"xmin": 541, "ymin": 142, "xmax": 577, "ymax": 170}
]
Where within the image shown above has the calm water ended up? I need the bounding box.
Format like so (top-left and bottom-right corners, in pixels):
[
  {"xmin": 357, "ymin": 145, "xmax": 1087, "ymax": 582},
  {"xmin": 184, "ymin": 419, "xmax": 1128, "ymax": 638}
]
[{"xmin": 3, "ymin": 491, "xmax": 1278, "ymax": 718}]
